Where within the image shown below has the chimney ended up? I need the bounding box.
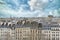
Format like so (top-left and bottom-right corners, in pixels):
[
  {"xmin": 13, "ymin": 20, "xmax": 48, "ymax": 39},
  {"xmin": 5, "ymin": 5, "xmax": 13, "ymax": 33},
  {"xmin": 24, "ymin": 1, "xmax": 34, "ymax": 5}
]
[
  {"xmin": 5, "ymin": 22, "xmax": 8, "ymax": 26},
  {"xmin": 1, "ymin": 22, "xmax": 4, "ymax": 26},
  {"xmin": 38, "ymin": 23, "xmax": 42, "ymax": 28}
]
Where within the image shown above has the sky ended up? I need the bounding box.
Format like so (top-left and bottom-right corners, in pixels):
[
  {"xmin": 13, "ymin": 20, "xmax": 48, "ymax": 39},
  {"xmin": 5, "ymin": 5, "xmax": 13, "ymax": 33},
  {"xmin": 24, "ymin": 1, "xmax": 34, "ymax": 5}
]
[{"xmin": 0, "ymin": 0, "xmax": 60, "ymax": 18}]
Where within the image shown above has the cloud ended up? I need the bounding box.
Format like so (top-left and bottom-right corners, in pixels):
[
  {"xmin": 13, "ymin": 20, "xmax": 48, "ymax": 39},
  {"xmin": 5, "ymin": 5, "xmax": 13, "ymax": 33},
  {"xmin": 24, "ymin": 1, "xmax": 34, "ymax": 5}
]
[
  {"xmin": 28, "ymin": 0, "xmax": 50, "ymax": 11},
  {"xmin": 0, "ymin": 0, "xmax": 47, "ymax": 17},
  {"xmin": 48, "ymin": 8, "xmax": 60, "ymax": 17},
  {"xmin": 0, "ymin": 0, "xmax": 60, "ymax": 17},
  {"xmin": 0, "ymin": 4, "xmax": 46, "ymax": 17}
]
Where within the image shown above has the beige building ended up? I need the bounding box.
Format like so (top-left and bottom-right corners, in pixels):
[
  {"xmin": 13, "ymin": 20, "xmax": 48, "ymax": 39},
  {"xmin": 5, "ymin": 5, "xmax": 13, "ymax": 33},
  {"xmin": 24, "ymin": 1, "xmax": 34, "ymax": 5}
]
[
  {"xmin": 42, "ymin": 28, "xmax": 60, "ymax": 40},
  {"xmin": 0, "ymin": 20, "xmax": 41, "ymax": 40},
  {"xmin": 15, "ymin": 28, "xmax": 41, "ymax": 40},
  {"xmin": 1, "ymin": 16, "xmax": 60, "ymax": 40},
  {"xmin": 15, "ymin": 27, "xmax": 31, "ymax": 40},
  {"xmin": 31, "ymin": 29, "xmax": 41, "ymax": 40},
  {"xmin": 0, "ymin": 28, "xmax": 15, "ymax": 40},
  {"xmin": 42, "ymin": 24, "xmax": 60, "ymax": 40}
]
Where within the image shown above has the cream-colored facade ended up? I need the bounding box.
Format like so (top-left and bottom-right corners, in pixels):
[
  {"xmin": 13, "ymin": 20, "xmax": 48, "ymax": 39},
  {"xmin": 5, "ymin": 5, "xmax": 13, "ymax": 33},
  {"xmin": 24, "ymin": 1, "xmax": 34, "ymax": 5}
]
[
  {"xmin": 1, "ymin": 27, "xmax": 60, "ymax": 40},
  {"xmin": 15, "ymin": 28, "xmax": 41, "ymax": 40},
  {"xmin": 0, "ymin": 21, "xmax": 41, "ymax": 40},
  {"xmin": 42, "ymin": 27, "xmax": 60, "ymax": 40},
  {"xmin": 1, "ymin": 16, "xmax": 60, "ymax": 40},
  {"xmin": 0, "ymin": 28, "xmax": 15, "ymax": 40},
  {"xmin": 15, "ymin": 27, "xmax": 31, "ymax": 40},
  {"xmin": 31, "ymin": 29, "xmax": 41, "ymax": 40},
  {"xmin": 0, "ymin": 28, "xmax": 10, "ymax": 40}
]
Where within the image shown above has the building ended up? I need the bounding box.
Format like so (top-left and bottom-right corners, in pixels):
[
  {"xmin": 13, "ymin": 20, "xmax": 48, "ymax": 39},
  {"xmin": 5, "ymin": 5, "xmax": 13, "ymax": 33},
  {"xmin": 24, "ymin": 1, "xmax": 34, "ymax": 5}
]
[
  {"xmin": 15, "ymin": 20, "xmax": 41, "ymax": 40},
  {"xmin": 0, "ymin": 19, "xmax": 41, "ymax": 40},
  {"xmin": 0, "ymin": 16, "xmax": 60, "ymax": 40},
  {"xmin": 15, "ymin": 27, "xmax": 31, "ymax": 40},
  {"xmin": 0, "ymin": 27, "xmax": 15, "ymax": 40},
  {"xmin": 0, "ymin": 22, "xmax": 16, "ymax": 40},
  {"xmin": 42, "ymin": 21, "xmax": 60, "ymax": 40}
]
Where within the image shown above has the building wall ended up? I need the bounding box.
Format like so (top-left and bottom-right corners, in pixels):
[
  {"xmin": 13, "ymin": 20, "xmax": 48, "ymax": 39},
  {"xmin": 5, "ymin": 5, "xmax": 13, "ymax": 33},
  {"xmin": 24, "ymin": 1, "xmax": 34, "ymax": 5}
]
[
  {"xmin": 42, "ymin": 27, "xmax": 60, "ymax": 40},
  {"xmin": 15, "ymin": 28, "xmax": 31, "ymax": 40},
  {"xmin": 15, "ymin": 28, "xmax": 41, "ymax": 40},
  {"xmin": 42, "ymin": 30, "xmax": 50, "ymax": 40},
  {"xmin": 31, "ymin": 29, "xmax": 38, "ymax": 40},
  {"xmin": 0, "ymin": 28, "xmax": 16, "ymax": 40},
  {"xmin": 51, "ymin": 27, "xmax": 60, "ymax": 40}
]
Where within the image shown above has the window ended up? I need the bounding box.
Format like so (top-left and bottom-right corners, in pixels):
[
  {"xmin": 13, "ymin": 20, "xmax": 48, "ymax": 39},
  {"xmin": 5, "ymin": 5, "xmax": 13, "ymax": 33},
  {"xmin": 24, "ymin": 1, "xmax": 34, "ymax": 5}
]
[
  {"xmin": 52, "ymin": 34, "xmax": 55, "ymax": 36},
  {"xmin": 56, "ymin": 29, "xmax": 59, "ymax": 31},
  {"xmin": 56, "ymin": 32, "xmax": 59, "ymax": 33},
  {"xmin": 44, "ymin": 31, "xmax": 48, "ymax": 33},
  {"xmin": 52, "ymin": 38, "xmax": 55, "ymax": 40},
  {"xmin": 56, "ymin": 38, "xmax": 59, "ymax": 40},
  {"xmin": 56, "ymin": 34, "xmax": 59, "ymax": 36},
  {"xmin": 52, "ymin": 32, "xmax": 55, "ymax": 33}
]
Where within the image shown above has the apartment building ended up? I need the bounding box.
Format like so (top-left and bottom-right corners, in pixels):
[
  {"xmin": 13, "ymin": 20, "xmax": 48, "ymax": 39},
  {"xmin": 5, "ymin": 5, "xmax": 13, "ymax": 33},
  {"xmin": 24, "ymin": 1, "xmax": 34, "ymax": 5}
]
[
  {"xmin": 42, "ymin": 21, "xmax": 60, "ymax": 40},
  {"xmin": 1, "ymin": 16, "xmax": 60, "ymax": 40},
  {"xmin": 0, "ymin": 27, "xmax": 15, "ymax": 40},
  {"xmin": 15, "ymin": 27, "xmax": 31, "ymax": 40},
  {"xmin": 0, "ymin": 22, "xmax": 16, "ymax": 40},
  {"xmin": 42, "ymin": 27, "xmax": 60, "ymax": 40},
  {"xmin": 31, "ymin": 29, "xmax": 40, "ymax": 40},
  {"xmin": 51, "ymin": 27, "xmax": 60, "ymax": 40},
  {"xmin": 0, "ymin": 28, "xmax": 11, "ymax": 40},
  {"xmin": 15, "ymin": 20, "xmax": 41, "ymax": 40},
  {"xmin": 0, "ymin": 19, "xmax": 41, "ymax": 40},
  {"xmin": 15, "ymin": 27, "xmax": 41, "ymax": 40}
]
